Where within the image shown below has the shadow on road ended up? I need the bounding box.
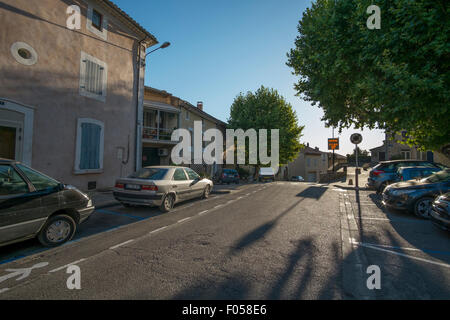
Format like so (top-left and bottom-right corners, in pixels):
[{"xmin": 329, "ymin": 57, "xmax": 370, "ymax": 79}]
[{"xmin": 296, "ymin": 186, "xmax": 327, "ymax": 200}]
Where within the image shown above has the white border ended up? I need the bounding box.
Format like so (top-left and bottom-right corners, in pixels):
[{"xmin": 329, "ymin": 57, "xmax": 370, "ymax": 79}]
[
  {"xmin": 86, "ymin": 4, "xmax": 108, "ymax": 40},
  {"xmin": 79, "ymin": 51, "xmax": 108, "ymax": 102},
  {"xmin": 74, "ymin": 118, "xmax": 104, "ymax": 174},
  {"xmin": 10, "ymin": 42, "xmax": 38, "ymax": 66},
  {"xmin": 0, "ymin": 98, "xmax": 34, "ymax": 166}
]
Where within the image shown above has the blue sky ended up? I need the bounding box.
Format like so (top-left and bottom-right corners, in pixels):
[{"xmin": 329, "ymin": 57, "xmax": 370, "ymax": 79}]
[{"xmin": 114, "ymin": 0, "xmax": 385, "ymax": 156}]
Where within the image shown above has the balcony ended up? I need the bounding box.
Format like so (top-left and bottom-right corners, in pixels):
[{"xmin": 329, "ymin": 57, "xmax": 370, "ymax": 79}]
[{"xmin": 142, "ymin": 107, "xmax": 179, "ymax": 144}]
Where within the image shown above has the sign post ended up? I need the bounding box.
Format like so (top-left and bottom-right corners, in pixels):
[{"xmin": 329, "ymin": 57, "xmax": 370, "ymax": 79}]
[
  {"xmin": 328, "ymin": 137, "xmax": 339, "ymax": 172},
  {"xmin": 350, "ymin": 133, "xmax": 363, "ymax": 190}
]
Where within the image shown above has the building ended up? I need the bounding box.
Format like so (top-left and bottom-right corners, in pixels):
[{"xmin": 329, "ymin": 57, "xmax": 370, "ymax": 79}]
[
  {"xmin": 370, "ymin": 131, "xmax": 450, "ymax": 166},
  {"xmin": 326, "ymin": 152, "xmax": 347, "ymax": 171},
  {"xmin": 141, "ymin": 87, "xmax": 228, "ymax": 177},
  {"xmin": 285, "ymin": 144, "xmax": 328, "ymax": 182},
  {"xmin": 0, "ymin": 0, "xmax": 158, "ymax": 190}
]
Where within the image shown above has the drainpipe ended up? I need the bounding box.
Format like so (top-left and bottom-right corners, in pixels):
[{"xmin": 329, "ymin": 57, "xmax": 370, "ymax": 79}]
[{"xmin": 135, "ymin": 37, "xmax": 147, "ymax": 171}]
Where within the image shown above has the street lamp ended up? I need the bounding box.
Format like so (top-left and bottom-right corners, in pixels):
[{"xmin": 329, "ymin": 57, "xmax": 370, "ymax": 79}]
[{"xmin": 145, "ymin": 41, "xmax": 171, "ymax": 58}]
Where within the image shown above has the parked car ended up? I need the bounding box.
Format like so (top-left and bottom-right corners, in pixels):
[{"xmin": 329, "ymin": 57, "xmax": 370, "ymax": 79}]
[
  {"xmin": 259, "ymin": 167, "xmax": 275, "ymax": 182},
  {"xmin": 291, "ymin": 176, "xmax": 305, "ymax": 182},
  {"xmin": 216, "ymin": 168, "xmax": 240, "ymax": 184},
  {"xmin": 368, "ymin": 160, "xmax": 445, "ymax": 193},
  {"xmin": 394, "ymin": 166, "xmax": 441, "ymax": 183},
  {"xmin": 0, "ymin": 158, "xmax": 94, "ymax": 248},
  {"xmin": 429, "ymin": 193, "xmax": 450, "ymax": 231},
  {"xmin": 113, "ymin": 166, "xmax": 213, "ymax": 212},
  {"xmin": 382, "ymin": 169, "xmax": 450, "ymax": 218}
]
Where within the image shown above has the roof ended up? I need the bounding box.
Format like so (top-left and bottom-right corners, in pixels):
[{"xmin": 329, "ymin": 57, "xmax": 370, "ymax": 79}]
[
  {"xmin": 302, "ymin": 146, "xmax": 322, "ymax": 156},
  {"xmin": 101, "ymin": 0, "xmax": 157, "ymax": 45},
  {"xmin": 143, "ymin": 100, "xmax": 181, "ymax": 113},
  {"xmin": 180, "ymin": 100, "xmax": 227, "ymax": 127}
]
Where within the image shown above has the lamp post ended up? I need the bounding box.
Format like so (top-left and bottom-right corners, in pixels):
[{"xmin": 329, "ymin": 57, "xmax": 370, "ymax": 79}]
[{"xmin": 143, "ymin": 41, "xmax": 171, "ymax": 66}]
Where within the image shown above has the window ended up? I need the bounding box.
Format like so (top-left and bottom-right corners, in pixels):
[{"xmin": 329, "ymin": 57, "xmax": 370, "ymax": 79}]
[
  {"xmin": 128, "ymin": 168, "xmax": 168, "ymax": 180},
  {"xmin": 185, "ymin": 168, "xmax": 200, "ymax": 180},
  {"xmin": 307, "ymin": 158, "xmax": 311, "ymax": 167},
  {"xmin": 0, "ymin": 165, "xmax": 29, "ymax": 195},
  {"xmin": 10, "ymin": 42, "xmax": 38, "ymax": 66},
  {"xmin": 92, "ymin": 9, "xmax": 103, "ymax": 31},
  {"xmin": 186, "ymin": 111, "xmax": 190, "ymax": 120},
  {"xmin": 401, "ymin": 151, "xmax": 411, "ymax": 160},
  {"xmin": 314, "ymin": 159, "xmax": 318, "ymax": 167},
  {"xmin": 173, "ymin": 168, "xmax": 188, "ymax": 181},
  {"xmin": 87, "ymin": 5, "xmax": 107, "ymax": 40},
  {"xmin": 16, "ymin": 164, "xmax": 59, "ymax": 192},
  {"xmin": 75, "ymin": 119, "xmax": 104, "ymax": 174},
  {"xmin": 79, "ymin": 52, "xmax": 107, "ymax": 102}
]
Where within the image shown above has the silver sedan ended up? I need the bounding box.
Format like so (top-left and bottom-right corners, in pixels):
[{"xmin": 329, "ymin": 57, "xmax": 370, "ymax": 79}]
[{"xmin": 113, "ymin": 166, "xmax": 213, "ymax": 212}]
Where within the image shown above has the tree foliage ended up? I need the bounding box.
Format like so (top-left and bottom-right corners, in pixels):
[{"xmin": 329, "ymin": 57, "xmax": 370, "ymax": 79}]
[
  {"xmin": 287, "ymin": 0, "xmax": 449, "ymax": 152},
  {"xmin": 228, "ymin": 86, "xmax": 304, "ymax": 165}
]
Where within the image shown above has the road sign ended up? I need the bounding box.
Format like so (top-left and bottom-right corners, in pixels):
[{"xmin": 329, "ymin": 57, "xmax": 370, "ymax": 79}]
[
  {"xmin": 350, "ymin": 133, "xmax": 363, "ymax": 145},
  {"xmin": 328, "ymin": 138, "xmax": 339, "ymax": 150}
]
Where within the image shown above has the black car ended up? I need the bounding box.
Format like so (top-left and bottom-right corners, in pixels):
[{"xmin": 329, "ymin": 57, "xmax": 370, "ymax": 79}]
[
  {"xmin": 0, "ymin": 159, "xmax": 95, "ymax": 247},
  {"xmin": 216, "ymin": 169, "xmax": 240, "ymax": 184},
  {"xmin": 430, "ymin": 193, "xmax": 450, "ymax": 231},
  {"xmin": 382, "ymin": 169, "xmax": 450, "ymax": 218}
]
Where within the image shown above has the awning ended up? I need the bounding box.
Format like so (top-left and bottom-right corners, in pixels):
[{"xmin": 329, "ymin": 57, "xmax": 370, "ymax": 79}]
[{"xmin": 143, "ymin": 101, "xmax": 181, "ymax": 113}]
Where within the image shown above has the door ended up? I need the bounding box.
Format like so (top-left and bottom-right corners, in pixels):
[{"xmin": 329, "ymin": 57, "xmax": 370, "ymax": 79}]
[
  {"xmin": 0, "ymin": 164, "xmax": 43, "ymax": 244},
  {"xmin": 185, "ymin": 167, "xmax": 204, "ymax": 198},
  {"xmin": 171, "ymin": 168, "xmax": 191, "ymax": 201},
  {"xmin": 427, "ymin": 151, "xmax": 434, "ymax": 162},
  {"xmin": 307, "ymin": 172, "xmax": 317, "ymax": 182},
  {"xmin": 0, "ymin": 121, "xmax": 22, "ymax": 161},
  {"xmin": 142, "ymin": 147, "xmax": 159, "ymax": 167}
]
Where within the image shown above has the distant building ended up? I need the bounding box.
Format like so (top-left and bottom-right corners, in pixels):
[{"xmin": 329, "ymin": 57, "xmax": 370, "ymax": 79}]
[{"xmin": 284, "ymin": 144, "xmax": 327, "ymax": 182}]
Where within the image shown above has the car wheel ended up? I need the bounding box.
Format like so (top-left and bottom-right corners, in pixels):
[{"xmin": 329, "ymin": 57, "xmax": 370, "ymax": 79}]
[
  {"xmin": 38, "ymin": 214, "xmax": 76, "ymax": 247},
  {"xmin": 202, "ymin": 185, "xmax": 211, "ymax": 199},
  {"xmin": 160, "ymin": 193, "xmax": 175, "ymax": 213},
  {"xmin": 414, "ymin": 197, "xmax": 433, "ymax": 219}
]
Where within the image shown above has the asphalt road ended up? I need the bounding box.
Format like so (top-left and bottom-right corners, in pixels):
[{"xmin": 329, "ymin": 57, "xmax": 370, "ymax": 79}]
[{"xmin": 0, "ymin": 180, "xmax": 448, "ymax": 299}]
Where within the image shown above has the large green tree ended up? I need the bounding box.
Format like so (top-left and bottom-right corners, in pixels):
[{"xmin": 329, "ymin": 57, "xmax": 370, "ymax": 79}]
[
  {"xmin": 228, "ymin": 86, "xmax": 304, "ymax": 167},
  {"xmin": 287, "ymin": 0, "xmax": 449, "ymax": 154}
]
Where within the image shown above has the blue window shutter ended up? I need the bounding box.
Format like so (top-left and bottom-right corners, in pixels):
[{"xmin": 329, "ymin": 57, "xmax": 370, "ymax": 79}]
[{"xmin": 80, "ymin": 123, "xmax": 101, "ymax": 170}]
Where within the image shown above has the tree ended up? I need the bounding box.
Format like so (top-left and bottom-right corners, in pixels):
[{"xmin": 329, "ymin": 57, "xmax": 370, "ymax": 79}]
[
  {"xmin": 287, "ymin": 0, "xmax": 449, "ymax": 155},
  {"xmin": 228, "ymin": 86, "xmax": 304, "ymax": 170}
]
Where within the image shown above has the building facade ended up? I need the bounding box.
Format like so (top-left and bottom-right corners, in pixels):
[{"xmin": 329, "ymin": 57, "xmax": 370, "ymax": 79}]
[
  {"xmin": 285, "ymin": 144, "xmax": 328, "ymax": 182},
  {"xmin": 141, "ymin": 87, "xmax": 227, "ymax": 177},
  {"xmin": 0, "ymin": 0, "xmax": 157, "ymax": 190}
]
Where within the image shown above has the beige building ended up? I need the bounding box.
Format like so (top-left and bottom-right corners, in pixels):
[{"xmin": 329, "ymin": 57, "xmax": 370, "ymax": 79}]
[
  {"xmin": 141, "ymin": 87, "xmax": 227, "ymax": 177},
  {"xmin": 0, "ymin": 0, "xmax": 157, "ymax": 190},
  {"xmin": 285, "ymin": 144, "xmax": 328, "ymax": 182},
  {"xmin": 370, "ymin": 131, "xmax": 450, "ymax": 166}
]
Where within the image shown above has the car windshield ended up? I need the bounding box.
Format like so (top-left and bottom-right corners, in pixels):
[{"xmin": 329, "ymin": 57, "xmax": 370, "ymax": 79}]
[
  {"xmin": 128, "ymin": 168, "xmax": 168, "ymax": 180},
  {"xmin": 421, "ymin": 169, "xmax": 450, "ymax": 183}
]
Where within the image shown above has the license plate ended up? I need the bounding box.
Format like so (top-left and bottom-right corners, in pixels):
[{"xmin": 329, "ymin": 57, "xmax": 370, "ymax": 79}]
[{"xmin": 125, "ymin": 184, "xmax": 141, "ymax": 190}]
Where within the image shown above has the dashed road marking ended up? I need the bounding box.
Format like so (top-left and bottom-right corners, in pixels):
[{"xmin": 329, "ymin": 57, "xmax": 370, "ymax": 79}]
[
  {"xmin": 109, "ymin": 239, "xmax": 135, "ymax": 250},
  {"xmin": 149, "ymin": 226, "xmax": 168, "ymax": 234},
  {"xmin": 178, "ymin": 217, "xmax": 192, "ymax": 223},
  {"xmin": 198, "ymin": 210, "xmax": 209, "ymax": 216},
  {"xmin": 49, "ymin": 259, "xmax": 86, "ymax": 273},
  {"xmin": 0, "ymin": 288, "xmax": 10, "ymax": 294}
]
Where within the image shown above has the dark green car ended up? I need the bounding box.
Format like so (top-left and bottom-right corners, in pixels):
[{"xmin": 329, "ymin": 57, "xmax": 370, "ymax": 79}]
[{"xmin": 0, "ymin": 159, "xmax": 95, "ymax": 247}]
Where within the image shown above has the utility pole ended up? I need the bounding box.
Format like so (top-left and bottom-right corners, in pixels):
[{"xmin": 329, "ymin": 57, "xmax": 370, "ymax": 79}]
[{"xmin": 332, "ymin": 127, "xmax": 335, "ymax": 172}]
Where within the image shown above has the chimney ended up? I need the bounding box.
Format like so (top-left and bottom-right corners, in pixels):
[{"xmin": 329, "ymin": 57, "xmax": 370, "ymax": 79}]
[
  {"xmin": 315, "ymin": 147, "xmax": 319, "ymax": 151},
  {"xmin": 197, "ymin": 101, "xmax": 203, "ymax": 111},
  {"xmin": 307, "ymin": 143, "xmax": 310, "ymax": 147}
]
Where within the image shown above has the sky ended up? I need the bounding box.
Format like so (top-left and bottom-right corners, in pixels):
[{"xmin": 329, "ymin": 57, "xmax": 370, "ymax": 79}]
[{"xmin": 114, "ymin": 0, "xmax": 385, "ymax": 156}]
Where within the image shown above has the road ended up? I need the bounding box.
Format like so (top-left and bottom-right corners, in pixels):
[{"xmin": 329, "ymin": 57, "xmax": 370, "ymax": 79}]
[{"xmin": 0, "ymin": 179, "xmax": 449, "ymax": 299}]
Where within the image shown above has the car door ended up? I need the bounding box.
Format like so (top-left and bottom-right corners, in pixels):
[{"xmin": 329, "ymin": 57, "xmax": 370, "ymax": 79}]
[
  {"xmin": 171, "ymin": 168, "xmax": 191, "ymax": 201},
  {"xmin": 185, "ymin": 168, "xmax": 204, "ymax": 198},
  {"xmin": 0, "ymin": 164, "xmax": 43, "ymax": 244}
]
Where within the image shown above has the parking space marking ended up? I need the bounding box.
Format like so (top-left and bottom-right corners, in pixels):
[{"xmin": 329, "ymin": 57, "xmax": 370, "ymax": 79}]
[
  {"xmin": 350, "ymin": 238, "xmax": 450, "ymax": 256},
  {"xmin": 109, "ymin": 240, "xmax": 135, "ymax": 250},
  {"xmin": 350, "ymin": 239, "xmax": 450, "ymax": 269},
  {"xmin": 49, "ymin": 259, "xmax": 86, "ymax": 273},
  {"xmin": 96, "ymin": 209, "xmax": 147, "ymax": 221},
  {"xmin": 149, "ymin": 226, "xmax": 168, "ymax": 234},
  {"xmin": 178, "ymin": 217, "xmax": 192, "ymax": 223}
]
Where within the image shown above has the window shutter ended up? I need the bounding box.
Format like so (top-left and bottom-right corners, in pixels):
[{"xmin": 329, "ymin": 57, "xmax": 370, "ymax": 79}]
[
  {"xmin": 80, "ymin": 123, "xmax": 101, "ymax": 169},
  {"xmin": 84, "ymin": 60, "xmax": 103, "ymax": 95}
]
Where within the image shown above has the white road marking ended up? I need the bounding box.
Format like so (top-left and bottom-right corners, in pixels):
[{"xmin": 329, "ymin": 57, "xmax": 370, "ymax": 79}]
[
  {"xmin": 0, "ymin": 288, "xmax": 10, "ymax": 294},
  {"xmin": 198, "ymin": 210, "xmax": 209, "ymax": 216},
  {"xmin": 0, "ymin": 262, "xmax": 49, "ymax": 283},
  {"xmin": 49, "ymin": 259, "xmax": 86, "ymax": 273},
  {"xmin": 149, "ymin": 226, "xmax": 168, "ymax": 234},
  {"xmin": 237, "ymin": 196, "xmax": 243, "ymax": 200},
  {"xmin": 109, "ymin": 239, "xmax": 135, "ymax": 250},
  {"xmin": 350, "ymin": 239, "xmax": 450, "ymax": 269},
  {"xmin": 178, "ymin": 217, "xmax": 192, "ymax": 223}
]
